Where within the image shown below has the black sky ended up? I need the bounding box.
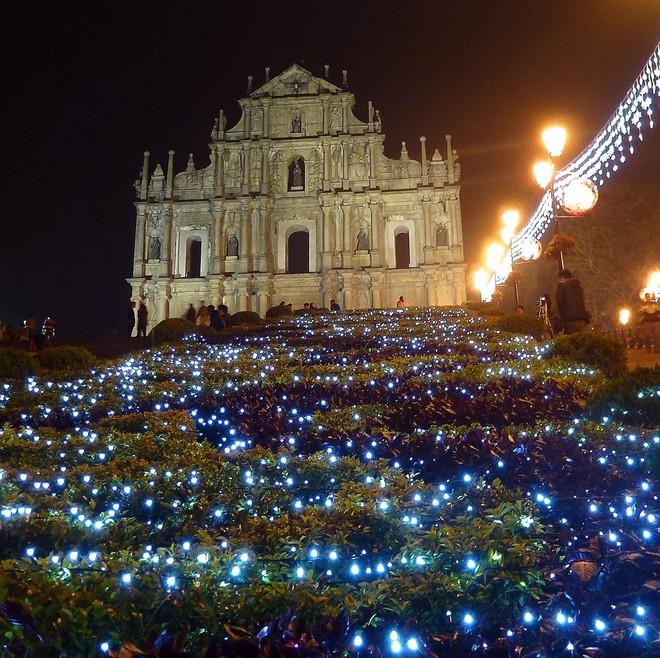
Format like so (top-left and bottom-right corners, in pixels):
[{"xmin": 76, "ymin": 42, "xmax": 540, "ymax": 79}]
[{"xmin": 2, "ymin": 1, "xmax": 659, "ymax": 338}]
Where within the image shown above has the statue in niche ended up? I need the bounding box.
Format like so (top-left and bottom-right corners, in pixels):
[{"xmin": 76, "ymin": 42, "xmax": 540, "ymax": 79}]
[
  {"xmin": 330, "ymin": 104, "xmax": 341, "ymax": 131},
  {"xmin": 436, "ymin": 224, "xmax": 449, "ymax": 248},
  {"xmin": 288, "ymin": 158, "xmax": 305, "ymax": 190},
  {"xmin": 292, "ymin": 110, "xmax": 302, "ymax": 133},
  {"xmin": 349, "ymin": 145, "xmax": 366, "ymax": 180},
  {"xmin": 452, "ymin": 149, "xmax": 461, "ymax": 180},
  {"xmin": 227, "ymin": 234, "xmax": 239, "ymax": 257},
  {"xmin": 148, "ymin": 236, "xmax": 161, "ymax": 260},
  {"xmin": 356, "ymin": 229, "xmax": 369, "ymax": 251},
  {"xmin": 331, "ymin": 143, "xmax": 342, "ymax": 180}
]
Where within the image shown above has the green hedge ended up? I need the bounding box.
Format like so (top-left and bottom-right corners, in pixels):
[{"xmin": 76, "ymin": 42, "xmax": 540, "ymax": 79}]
[
  {"xmin": 151, "ymin": 319, "xmax": 217, "ymax": 344},
  {"xmin": 0, "ymin": 347, "xmax": 39, "ymax": 380},
  {"xmin": 544, "ymin": 331, "xmax": 626, "ymax": 378},
  {"xmin": 585, "ymin": 366, "xmax": 660, "ymax": 427},
  {"xmin": 225, "ymin": 311, "xmax": 264, "ymax": 327},
  {"xmin": 34, "ymin": 346, "xmax": 97, "ymax": 372},
  {"xmin": 495, "ymin": 313, "xmax": 545, "ymax": 340}
]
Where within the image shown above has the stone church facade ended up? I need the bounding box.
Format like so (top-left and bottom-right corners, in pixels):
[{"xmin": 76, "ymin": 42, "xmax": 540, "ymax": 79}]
[{"xmin": 128, "ymin": 64, "xmax": 466, "ymax": 328}]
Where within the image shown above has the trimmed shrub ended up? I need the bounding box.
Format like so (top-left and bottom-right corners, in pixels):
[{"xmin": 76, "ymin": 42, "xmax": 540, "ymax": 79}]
[
  {"xmin": 585, "ymin": 366, "xmax": 660, "ymax": 427},
  {"xmin": 35, "ymin": 346, "xmax": 97, "ymax": 372},
  {"xmin": 151, "ymin": 318, "xmax": 217, "ymax": 344},
  {"xmin": 495, "ymin": 313, "xmax": 545, "ymax": 340},
  {"xmin": 225, "ymin": 311, "xmax": 264, "ymax": 327},
  {"xmin": 265, "ymin": 304, "xmax": 293, "ymax": 319},
  {"xmin": 0, "ymin": 347, "xmax": 39, "ymax": 380},
  {"xmin": 544, "ymin": 331, "xmax": 626, "ymax": 378}
]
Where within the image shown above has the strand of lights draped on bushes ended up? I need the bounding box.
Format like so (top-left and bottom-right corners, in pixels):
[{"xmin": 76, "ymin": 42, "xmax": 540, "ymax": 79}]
[{"xmin": 488, "ymin": 42, "xmax": 660, "ymax": 294}]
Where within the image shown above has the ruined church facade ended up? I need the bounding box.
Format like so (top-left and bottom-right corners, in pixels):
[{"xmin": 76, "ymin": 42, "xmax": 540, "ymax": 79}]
[{"xmin": 128, "ymin": 64, "xmax": 467, "ymax": 327}]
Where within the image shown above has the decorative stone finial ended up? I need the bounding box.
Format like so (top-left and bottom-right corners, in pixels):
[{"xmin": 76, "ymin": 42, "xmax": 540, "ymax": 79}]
[
  {"xmin": 342, "ymin": 70, "xmax": 348, "ymax": 88},
  {"xmin": 324, "ymin": 64, "xmax": 330, "ymax": 78},
  {"xmin": 265, "ymin": 67, "xmax": 270, "ymax": 82},
  {"xmin": 247, "ymin": 75, "xmax": 253, "ymax": 94}
]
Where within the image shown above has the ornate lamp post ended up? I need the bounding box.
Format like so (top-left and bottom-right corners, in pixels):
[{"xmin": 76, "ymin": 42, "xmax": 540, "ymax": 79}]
[
  {"xmin": 533, "ymin": 127, "xmax": 567, "ymax": 270},
  {"xmin": 500, "ymin": 209, "xmax": 521, "ymax": 306}
]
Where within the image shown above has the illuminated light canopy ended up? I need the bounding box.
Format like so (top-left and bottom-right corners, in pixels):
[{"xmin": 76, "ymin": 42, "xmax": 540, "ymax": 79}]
[
  {"xmin": 560, "ymin": 178, "xmax": 598, "ymax": 215},
  {"xmin": 519, "ymin": 239, "xmax": 542, "ymax": 262}
]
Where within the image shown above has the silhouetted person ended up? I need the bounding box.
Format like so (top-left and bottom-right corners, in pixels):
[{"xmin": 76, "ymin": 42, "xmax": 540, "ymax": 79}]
[
  {"xmin": 127, "ymin": 301, "xmax": 137, "ymax": 338},
  {"xmin": 555, "ymin": 269, "xmax": 590, "ymax": 334},
  {"xmin": 137, "ymin": 301, "xmax": 148, "ymax": 338}
]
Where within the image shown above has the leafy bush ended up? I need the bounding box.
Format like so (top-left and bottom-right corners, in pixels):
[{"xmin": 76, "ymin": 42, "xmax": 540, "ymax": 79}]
[
  {"xmin": 585, "ymin": 366, "xmax": 660, "ymax": 427},
  {"xmin": 0, "ymin": 347, "xmax": 39, "ymax": 380},
  {"xmin": 151, "ymin": 318, "xmax": 217, "ymax": 344},
  {"xmin": 225, "ymin": 310, "xmax": 264, "ymax": 327},
  {"xmin": 544, "ymin": 331, "xmax": 626, "ymax": 377},
  {"xmin": 34, "ymin": 346, "xmax": 97, "ymax": 372},
  {"xmin": 265, "ymin": 304, "xmax": 293, "ymax": 319},
  {"xmin": 495, "ymin": 313, "xmax": 545, "ymax": 340}
]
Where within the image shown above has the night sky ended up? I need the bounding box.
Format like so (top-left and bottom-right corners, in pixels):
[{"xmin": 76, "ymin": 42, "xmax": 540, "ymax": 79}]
[{"xmin": 2, "ymin": 1, "xmax": 659, "ymax": 338}]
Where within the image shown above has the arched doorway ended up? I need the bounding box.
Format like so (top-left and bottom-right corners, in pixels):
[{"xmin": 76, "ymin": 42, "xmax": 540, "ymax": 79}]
[
  {"xmin": 187, "ymin": 238, "xmax": 202, "ymax": 277},
  {"xmin": 288, "ymin": 230, "xmax": 309, "ymax": 273},
  {"xmin": 395, "ymin": 231, "xmax": 410, "ymax": 269}
]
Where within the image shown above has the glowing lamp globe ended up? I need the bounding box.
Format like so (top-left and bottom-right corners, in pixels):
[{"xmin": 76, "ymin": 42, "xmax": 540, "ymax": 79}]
[
  {"xmin": 473, "ymin": 269, "xmax": 489, "ymax": 292},
  {"xmin": 619, "ymin": 309, "xmax": 630, "ymax": 326},
  {"xmin": 560, "ymin": 178, "xmax": 598, "ymax": 215},
  {"xmin": 502, "ymin": 209, "xmax": 520, "ymax": 232},
  {"xmin": 533, "ymin": 161, "xmax": 555, "ymax": 189},
  {"xmin": 542, "ymin": 126, "xmax": 567, "ymax": 158},
  {"xmin": 520, "ymin": 239, "xmax": 542, "ymax": 261},
  {"xmin": 486, "ymin": 243, "xmax": 505, "ymax": 271}
]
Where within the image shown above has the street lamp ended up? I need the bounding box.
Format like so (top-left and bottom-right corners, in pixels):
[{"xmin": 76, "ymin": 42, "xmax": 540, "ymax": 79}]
[
  {"xmin": 533, "ymin": 126, "xmax": 567, "ymax": 270},
  {"xmin": 500, "ymin": 209, "xmax": 521, "ymax": 306}
]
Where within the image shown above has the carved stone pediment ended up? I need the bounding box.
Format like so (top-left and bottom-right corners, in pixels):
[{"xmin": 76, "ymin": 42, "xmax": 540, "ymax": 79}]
[{"xmin": 251, "ymin": 64, "xmax": 341, "ymax": 99}]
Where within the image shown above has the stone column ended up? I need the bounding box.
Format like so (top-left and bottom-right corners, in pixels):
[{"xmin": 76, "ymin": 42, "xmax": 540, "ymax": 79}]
[
  {"xmin": 133, "ymin": 206, "xmax": 147, "ymax": 276},
  {"xmin": 217, "ymin": 146, "xmax": 225, "ymax": 196},
  {"xmin": 165, "ymin": 150, "xmax": 175, "ymax": 198},
  {"xmin": 342, "ymin": 139, "xmax": 350, "ymax": 190},
  {"xmin": 341, "ymin": 97, "xmax": 349, "ymax": 133},
  {"xmin": 140, "ymin": 151, "xmax": 150, "ymax": 200},
  {"xmin": 320, "ymin": 195, "xmax": 333, "ymax": 269},
  {"xmin": 243, "ymin": 145, "xmax": 251, "ymax": 191},
  {"xmin": 420, "ymin": 137, "xmax": 428, "ymax": 186},
  {"xmin": 342, "ymin": 197, "xmax": 352, "ymax": 267},
  {"xmin": 446, "ymin": 135, "xmax": 455, "ymax": 184},
  {"xmin": 262, "ymin": 98, "xmax": 271, "ymax": 138},
  {"xmin": 321, "ymin": 139, "xmax": 331, "ymax": 192},
  {"xmin": 421, "ymin": 196, "xmax": 433, "ymax": 264},
  {"xmin": 369, "ymin": 196, "xmax": 382, "ymax": 267},
  {"xmin": 322, "ymin": 98, "xmax": 330, "ymax": 134},
  {"xmin": 367, "ymin": 138, "xmax": 376, "ymax": 187},
  {"xmin": 212, "ymin": 201, "xmax": 225, "ymax": 274}
]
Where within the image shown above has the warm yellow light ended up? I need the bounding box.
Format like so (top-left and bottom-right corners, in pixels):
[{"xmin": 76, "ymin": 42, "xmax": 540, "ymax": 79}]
[
  {"xmin": 648, "ymin": 271, "xmax": 660, "ymax": 290},
  {"xmin": 542, "ymin": 126, "xmax": 567, "ymax": 158},
  {"xmin": 502, "ymin": 209, "xmax": 520, "ymax": 232},
  {"xmin": 533, "ymin": 160, "xmax": 554, "ymax": 189},
  {"xmin": 561, "ymin": 178, "xmax": 598, "ymax": 215},
  {"xmin": 619, "ymin": 308, "xmax": 631, "ymax": 326},
  {"xmin": 474, "ymin": 269, "xmax": 490, "ymax": 292},
  {"xmin": 500, "ymin": 227, "xmax": 513, "ymax": 245},
  {"xmin": 486, "ymin": 242, "xmax": 505, "ymax": 271}
]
